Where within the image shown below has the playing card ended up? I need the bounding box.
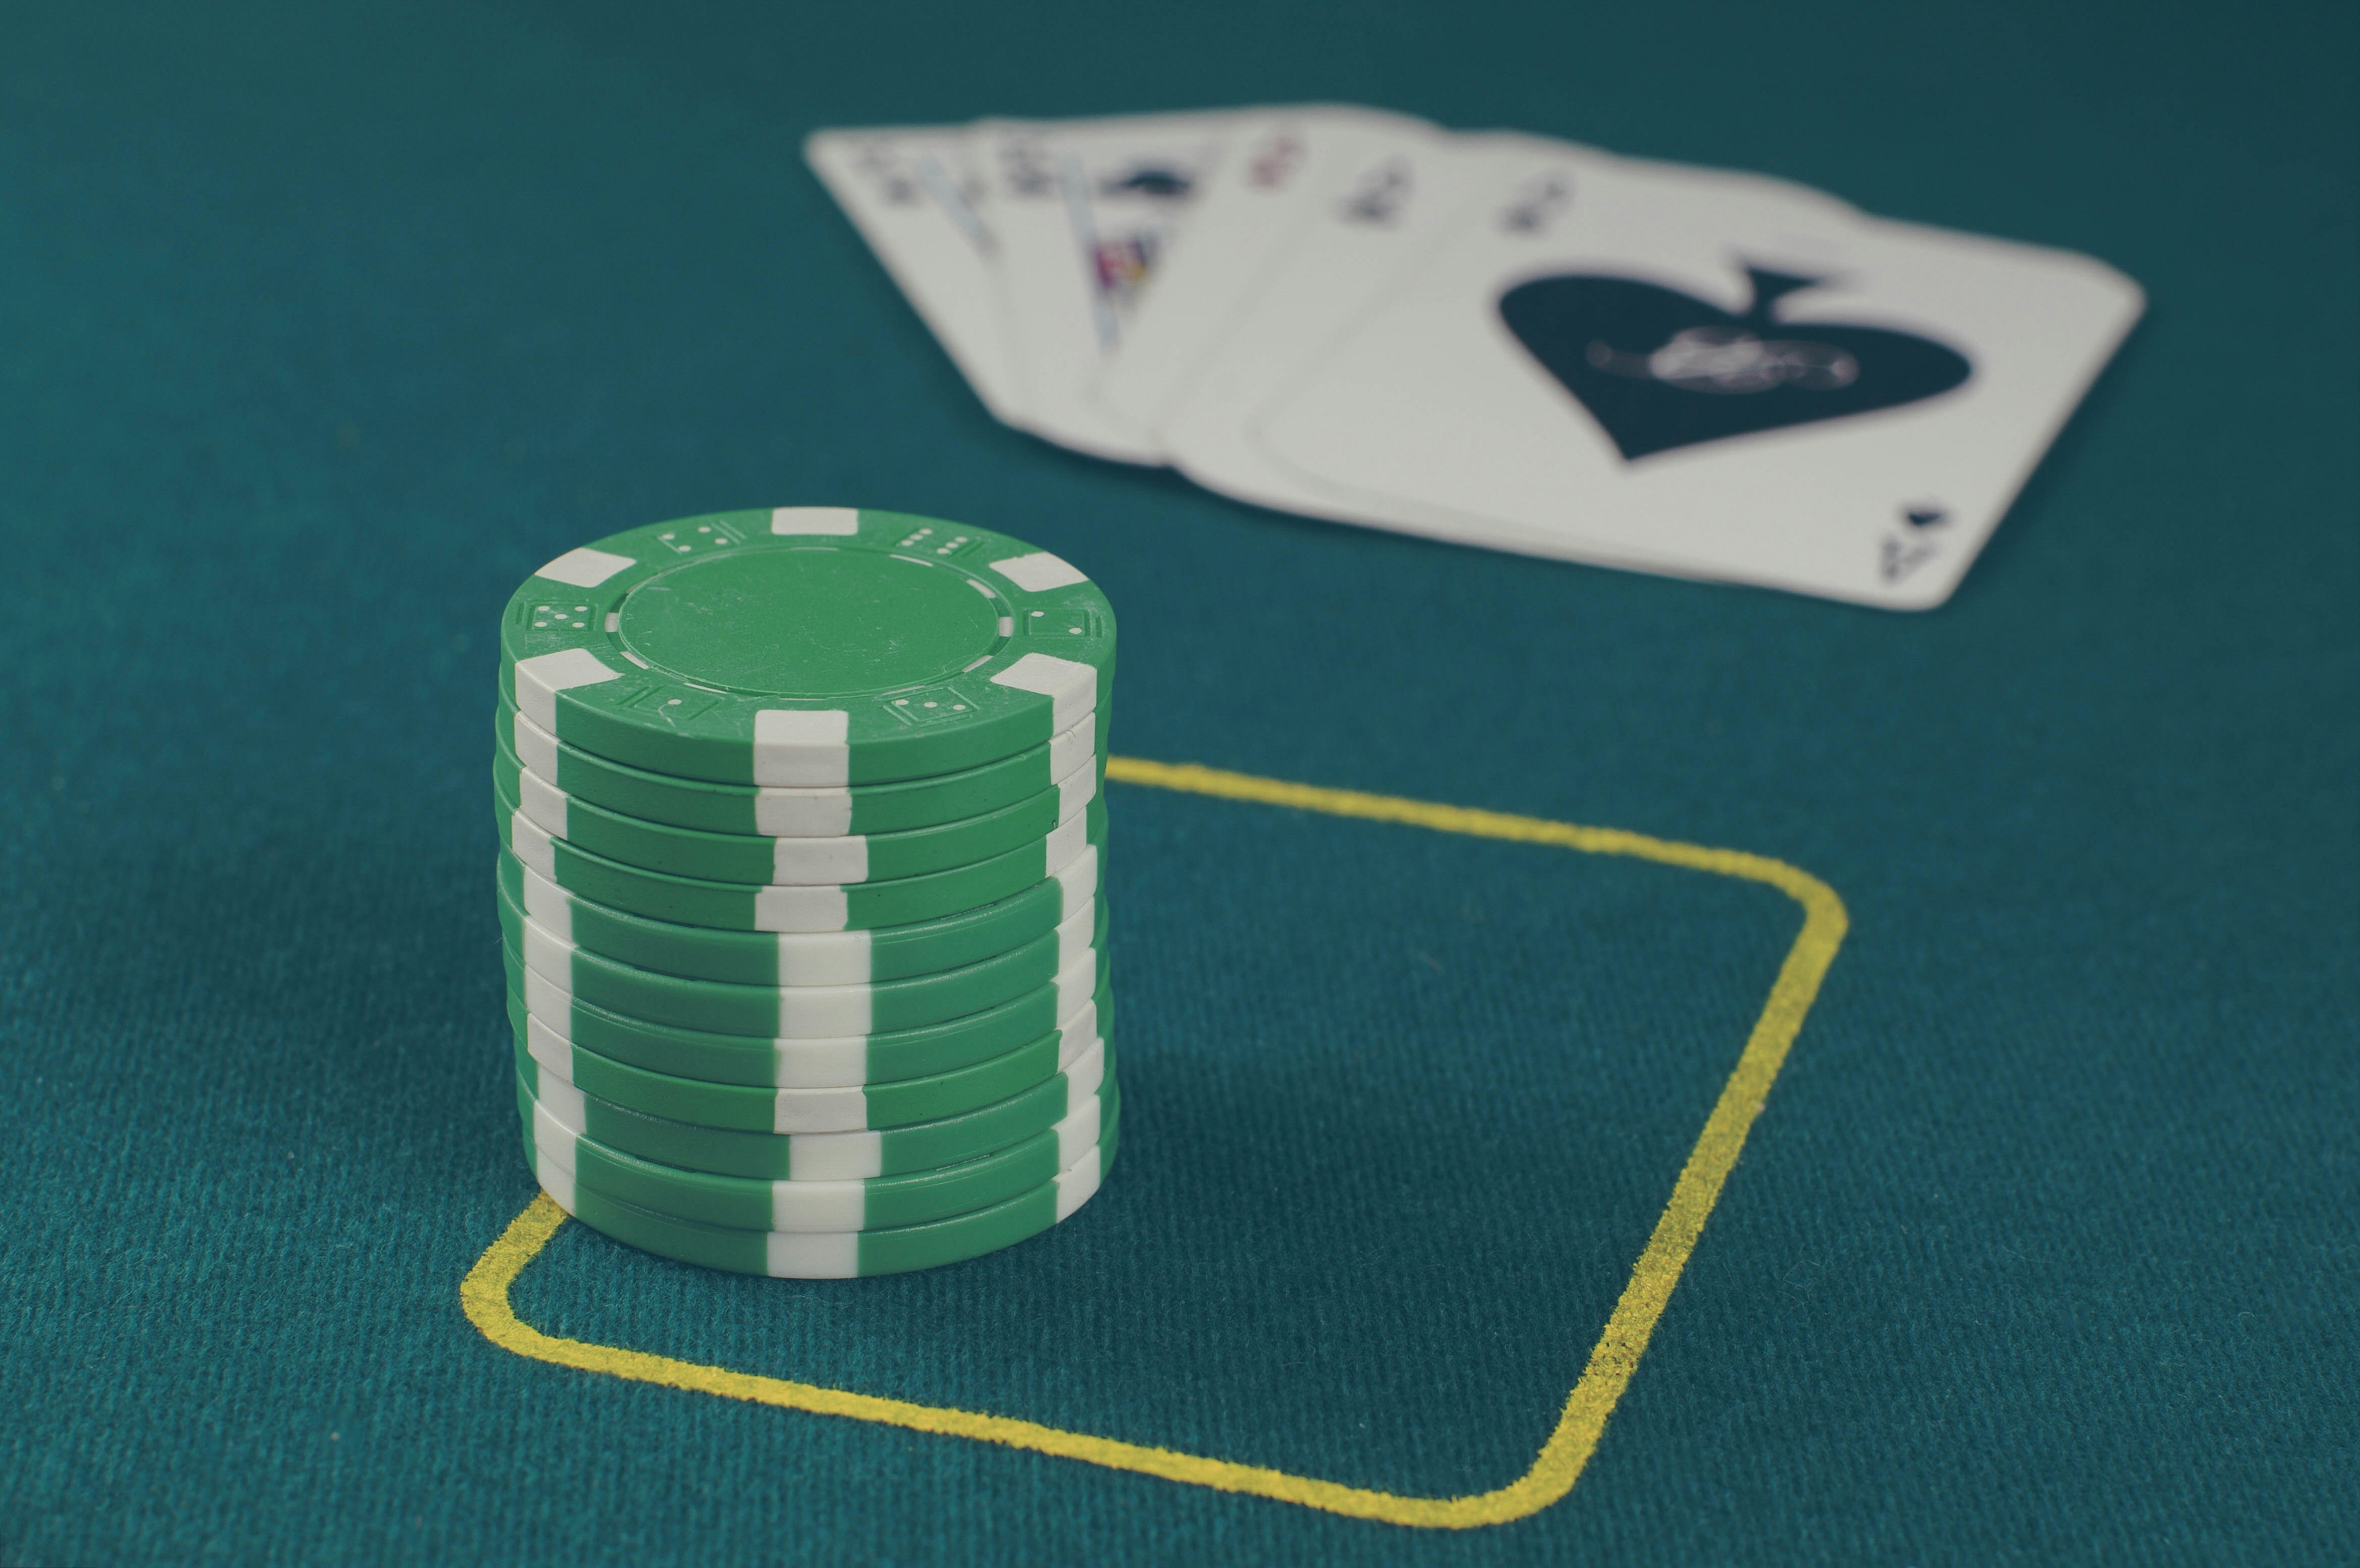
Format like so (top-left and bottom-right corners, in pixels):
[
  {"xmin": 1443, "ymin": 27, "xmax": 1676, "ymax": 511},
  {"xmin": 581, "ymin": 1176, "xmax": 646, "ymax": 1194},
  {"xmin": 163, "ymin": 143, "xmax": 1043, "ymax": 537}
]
[
  {"xmin": 1155, "ymin": 124, "xmax": 1516, "ymax": 522},
  {"xmin": 1233, "ymin": 138, "xmax": 1868, "ymax": 570},
  {"xmin": 804, "ymin": 126, "xmax": 1024, "ymax": 423},
  {"xmin": 981, "ymin": 111, "xmax": 1243, "ymax": 463},
  {"xmin": 1254, "ymin": 142, "xmax": 2143, "ymax": 607},
  {"xmin": 1188, "ymin": 134, "xmax": 1864, "ymax": 559},
  {"xmin": 1090, "ymin": 105, "xmax": 1438, "ymax": 437}
]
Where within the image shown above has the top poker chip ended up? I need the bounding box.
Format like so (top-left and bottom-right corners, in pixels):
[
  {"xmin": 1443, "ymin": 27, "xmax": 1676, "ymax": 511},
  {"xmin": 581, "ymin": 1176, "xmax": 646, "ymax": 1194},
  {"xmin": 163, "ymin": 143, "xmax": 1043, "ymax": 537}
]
[{"xmin": 500, "ymin": 508, "xmax": 1115, "ymax": 786}]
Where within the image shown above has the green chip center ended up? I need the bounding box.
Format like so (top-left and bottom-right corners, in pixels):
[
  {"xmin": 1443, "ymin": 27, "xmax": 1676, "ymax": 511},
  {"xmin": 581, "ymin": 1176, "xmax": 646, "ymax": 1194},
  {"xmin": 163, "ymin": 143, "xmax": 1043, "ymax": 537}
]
[{"xmin": 617, "ymin": 549, "xmax": 1003, "ymax": 697}]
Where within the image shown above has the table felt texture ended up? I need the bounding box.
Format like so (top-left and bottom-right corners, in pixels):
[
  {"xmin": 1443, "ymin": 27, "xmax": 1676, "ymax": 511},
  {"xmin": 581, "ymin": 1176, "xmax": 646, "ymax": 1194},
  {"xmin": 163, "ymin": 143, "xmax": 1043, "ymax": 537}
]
[{"xmin": 2, "ymin": 1, "xmax": 2354, "ymax": 1564}]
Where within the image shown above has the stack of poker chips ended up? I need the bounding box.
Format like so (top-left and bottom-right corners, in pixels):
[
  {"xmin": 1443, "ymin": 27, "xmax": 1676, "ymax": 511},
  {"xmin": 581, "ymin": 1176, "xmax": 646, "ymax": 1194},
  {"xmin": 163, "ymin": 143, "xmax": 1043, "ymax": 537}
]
[{"xmin": 493, "ymin": 507, "xmax": 1116, "ymax": 1278}]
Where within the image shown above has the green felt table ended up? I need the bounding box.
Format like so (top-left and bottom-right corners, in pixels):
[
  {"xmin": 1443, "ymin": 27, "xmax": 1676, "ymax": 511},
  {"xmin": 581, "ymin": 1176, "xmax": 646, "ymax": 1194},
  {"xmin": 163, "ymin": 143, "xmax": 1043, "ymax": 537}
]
[{"xmin": 4, "ymin": 2, "xmax": 2352, "ymax": 1563}]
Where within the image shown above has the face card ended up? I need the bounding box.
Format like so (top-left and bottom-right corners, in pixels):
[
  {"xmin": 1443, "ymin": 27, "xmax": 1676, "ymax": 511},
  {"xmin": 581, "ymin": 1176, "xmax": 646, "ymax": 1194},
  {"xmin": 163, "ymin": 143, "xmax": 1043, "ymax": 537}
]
[
  {"xmin": 1254, "ymin": 142, "xmax": 2143, "ymax": 607},
  {"xmin": 982, "ymin": 111, "xmax": 1243, "ymax": 464},
  {"xmin": 804, "ymin": 127, "xmax": 1024, "ymax": 423},
  {"xmin": 1089, "ymin": 105, "xmax": 1438, "ymax": 436},
  {"xmin": 1156, "ymin": 125, "xmax": 1525, "ymax": 522}
]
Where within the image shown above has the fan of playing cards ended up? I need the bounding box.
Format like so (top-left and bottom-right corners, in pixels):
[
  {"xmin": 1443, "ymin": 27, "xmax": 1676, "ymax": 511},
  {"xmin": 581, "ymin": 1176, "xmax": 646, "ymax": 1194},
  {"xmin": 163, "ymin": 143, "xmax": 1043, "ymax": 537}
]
[{"xmin": 807, "ymin": 107, "xmax": 2142, "ymax": 610}]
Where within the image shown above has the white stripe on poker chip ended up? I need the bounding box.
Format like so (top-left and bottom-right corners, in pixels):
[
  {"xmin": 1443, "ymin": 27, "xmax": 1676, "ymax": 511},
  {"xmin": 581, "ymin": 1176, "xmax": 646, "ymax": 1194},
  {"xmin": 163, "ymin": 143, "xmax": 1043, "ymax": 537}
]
[
  {"xmin": 1056, "ymin": 754, "xmax": 1098, "ymax": 820},
  {"xmin": 772, "ymin": 831, "xmax": 865, "ymax": 886},
  {"xmin": 508, "ymin": 700, "xmax": 561, "ymax": 756},
  {"xmin": 988, "ymin": 551, "xmax": 1089, "ymax": 592},
  {"xmin": 773, "ymin": 924, "xmax": 870, "ymax": 988},
  {"xmin": 1052, "ymin": 843, "xmax": 1097, "ymax": 911},
  {"xmin": 1055, "ymin": 1001, "xmax": 1100, "ymax": 1071},
  {"xmin": 534, "ymin": 1063, "xmax": 586, "ymax": 1126},
  {"xmin": 1060, "ymin": 1035, "xmax": 1106, "ymax": 1106},
  {"xmin": 989, "ymin": 653, "xmax": 1096, "ymax": 733},
  {"xmin": 764, "ymin": 1229, "xmax": 860, "ymax": 1279},
  {"xmin": 514, "ymin": 759, "xmax": 570, "ymax": 839},
  {"xmin": 521, "ymin": 1012, "xmax": 574, "ymax": 1083},
  {"xmin": 769, "ymin": 507, "xmax": 860, "ymax": 535},
  {"xmin": 517, "ymin": 916, "xmax": 575, "ymax": 990},
  {"xmin": 510, "ymin": 706, "xmax": 559, "ymax": 780},
  {"xmin": 513, "ymin": 648, "xmax": 625, "ymax": 731},
  {"xmin": 518, "ymin": 957, "xmax": 569, "ymax": 1023},
  {"xmin": 773, "ymin": 1036, "xmax": 869, "ymax": 1087},
  {"xmin": 751, "ymin": 882, "xmax": 851, "ymax": 933},
  {"xmin": 1044, "ymin": 942, "xmax": 1101, "ymax": 1034},
  {"xmin": 786, "ymin": 1127, "xmax": 880, "ymax": 1182},
  {"xmin": 534, "ymin": 546, "xmax": 637, "ymax": 588},
  {"xmin": 527, "ymin": 1093, "xmax": 579, "ymax": 1168},
  {"xmin": 515, "ymin": 857, "xmax": 573, "ymax": 943},
  {"xmin": 534, "ymin": 1149, "xmax": 578, "ymax": 1214},
  {"xmin": 1055, "ymin": 1092, "xmax": 1103, "ymax": 1169},
  {"xmin": 1041, "ymin": 804, "xmax": 1090, "ymax": 877},
  {"xmin": 761, "ymin": 1037, "xmax": 869, "ymax": 1088},
  {"xmin": 775, "ymin": 974, "xmax": 872, "ymax": 1040},
  {"xmin": 752, "ymin": 787, "xmax": 855, "ymax": 838},
  {"xmin": 769, "ymin": 1082, "xmax": 868, "ymax": 1135},
  {"xmin": 768, "ymin": 1175, "xmax": 868, "ymax": 1232},
  {"xmin": 752, "ymin": 709, "xmax": 851, "ymax": 788},
  {"xmin": 1053, "ymin": 1144, "xmax": 1104, "ymax": 1221},
  {"xmin": 1049, "ymin": 711, "xmax": 1095, "ymax": 781},
  {"xmin": 1053, "ymin": 897, "xmax": 1096, "ymax": 971},
  {"xmin": 507, "ymin": 809, "xmax": 557, "ymax": 879}
]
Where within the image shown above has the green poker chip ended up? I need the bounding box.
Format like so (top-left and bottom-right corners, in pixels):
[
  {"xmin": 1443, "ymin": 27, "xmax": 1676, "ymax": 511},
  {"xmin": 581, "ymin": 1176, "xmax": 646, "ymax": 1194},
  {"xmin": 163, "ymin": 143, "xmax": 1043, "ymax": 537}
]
[
  {"xmin": 500, "ymin": 508, "xmax": 1115, "ymax": 786},
  {"xmin": 499, "ymin": 867, "xmax": 1106, "ymax": 1039},
  {"xmin": 497, "ymin": 846, "xmax": 1101, "ymax": 988},
  {"xmin": 497, "ymin": 694, "xmax": 1104, "ymax": 839},
  {"xmin": 519, "ymin": 1065, "xmax": 1117, "ymax": 1232},
  {"xmin": 496, "ymin": 765, "xmax": 1107, "ymax": 932},
  {"xmin": 514, "ymin": 1030, "xmax": 1111, "ymax": 1182},
  {"xmin": 506, "ymin": 942, "xmax": 1111, "ymax": 1088},
  {"xmin": 530, "ymin": 1099, "xmax": 1118, "ymax": 1278},
  {"xmin": 495, "ymin": 724, "xmax": 1098, "ymax": 886},
  {"xmin": 510, "ymin": 986, "xmax": 1108, "ymax": 1133}
]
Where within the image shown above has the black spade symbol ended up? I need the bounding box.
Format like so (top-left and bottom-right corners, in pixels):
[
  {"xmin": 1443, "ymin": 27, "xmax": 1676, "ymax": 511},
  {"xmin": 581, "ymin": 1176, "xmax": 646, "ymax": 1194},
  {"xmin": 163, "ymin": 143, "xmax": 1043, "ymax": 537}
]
[{"xmin": 1498, "ymin": 267, "xmax": 1973, "ymax": 460}]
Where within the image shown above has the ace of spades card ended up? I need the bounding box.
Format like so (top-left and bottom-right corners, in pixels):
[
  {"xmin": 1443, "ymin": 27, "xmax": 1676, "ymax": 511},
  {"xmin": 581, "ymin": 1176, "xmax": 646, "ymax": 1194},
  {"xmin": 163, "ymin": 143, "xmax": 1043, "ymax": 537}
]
[{"xmin": 1253, "ymin": 144, "xmax": 2144, "ymax": 608}]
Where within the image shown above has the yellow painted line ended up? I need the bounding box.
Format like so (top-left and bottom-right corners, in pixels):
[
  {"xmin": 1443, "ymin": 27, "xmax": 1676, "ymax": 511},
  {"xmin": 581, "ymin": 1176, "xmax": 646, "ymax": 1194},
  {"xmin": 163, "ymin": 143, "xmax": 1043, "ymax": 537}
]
[{"xmin": 463, "ymin": 757, "xmax": 1848, "ymax": 1529}]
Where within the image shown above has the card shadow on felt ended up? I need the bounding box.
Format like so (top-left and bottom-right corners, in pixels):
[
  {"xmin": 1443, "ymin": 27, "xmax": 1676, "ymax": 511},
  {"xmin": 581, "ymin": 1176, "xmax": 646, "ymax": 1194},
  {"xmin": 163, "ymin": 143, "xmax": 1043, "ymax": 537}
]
[{"xmin": 460, "ymin": 758, "xmax": 1848, "ymax": 1530}]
